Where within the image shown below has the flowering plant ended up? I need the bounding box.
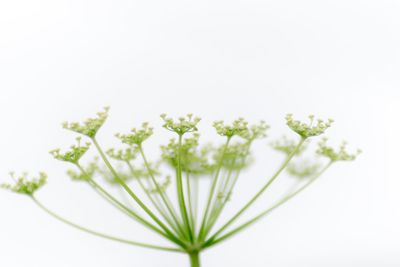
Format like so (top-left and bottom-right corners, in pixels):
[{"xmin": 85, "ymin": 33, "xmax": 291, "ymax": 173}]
[{"xmin": 1, "ymin": 108, "xmax": 360, "ymax": 267}]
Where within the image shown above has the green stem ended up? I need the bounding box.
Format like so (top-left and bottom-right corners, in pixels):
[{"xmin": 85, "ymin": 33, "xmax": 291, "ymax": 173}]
[
  {"xmin": 189, "ymin": 251, "xmax": 201, "ymax": 267},
  {"xmin": 186, "ymin": 171, "xmax": 196, "ymax": 236},
  {"xmin": 91, "ymin": 138, "xmax": 185, "ymax": 248},
  {"xmin": 84, "ymin": 177, "xmax": 139, "ymax": 220},
  {"xmin": 193, "ymin": 176, "xmax": 199, "ymax": 224},
  {"xmin": 204, "ymin": 142, "xmax": 252, "ymax": 234},
  {"xmin": 137, "ymin": 145, "xmax": 188, "ymax": 240},
  {"xmin": 206, "ymin": 138, "xmax": 305, "ymax": 243},
  {"xmin": 204, "ymin": 161, "xmax": 333, "ymax": 248},
  {"xmin": 31, "ymin": 196, "xmax": 183, "ymax": 253},
  {"xmin": 76, "ymin": 164, "xmax": 165, "ymax": 236},
  {"xmin": 204, "ymin": 169, "xmax": 233, "ymax": 232},
  {"xmin": 198, "ymin": 137, "xmax": 231, "ymax": 241},
  {"xmin": 126, "ymin": 161, "xmax": 185, "ymax": 239},
  {"xmin": 117, "ymin": 186, "xmax": 135, "ymax": 210},
  {"xmin": 176, "ymin": 134, "xmax": 194, "ymax": 241}
]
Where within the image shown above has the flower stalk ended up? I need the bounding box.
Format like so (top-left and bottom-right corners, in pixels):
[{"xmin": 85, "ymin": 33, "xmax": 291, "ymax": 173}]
[{"xmin": 1, "ymin": 109, "xmax": 360, "ymax": 267}]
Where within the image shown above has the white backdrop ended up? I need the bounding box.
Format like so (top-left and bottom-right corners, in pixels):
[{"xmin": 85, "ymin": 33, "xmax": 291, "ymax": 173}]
[{"xmin": 0, "ymin": 0, "xmax": 399, "ymax": 266}]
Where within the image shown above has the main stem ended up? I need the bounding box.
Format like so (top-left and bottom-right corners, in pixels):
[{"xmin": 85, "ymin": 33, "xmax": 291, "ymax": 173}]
[{"xmin": 189, "ymin": 252, "xmax": 201, "ymax": 267}]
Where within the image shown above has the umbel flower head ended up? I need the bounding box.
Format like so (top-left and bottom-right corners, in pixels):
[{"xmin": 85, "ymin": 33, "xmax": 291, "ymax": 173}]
[
  {"xmin": 106, "ymin": 147, "xmax": 139, "ymax": 162},
  {"xmin": 286, "ymin": 161, "xmax": 321, "ymax": 178},
  {"xmin": 239, "ymin": 121, "xmax": 270, "ymax": 141},
  {"xmin": 146, "ymin": 175, "xmax": 171, "ymax": 194},
  {"xmin": 161, "ymin": 133, "xmax": 215, "ymax": 174},
  {"xmin": 98, "ymin": 164, "xmax": 136, "ymax": 185},
  {"xmin": 2, "ymin": 107, "xmax": 360, "ymax": 267},
  {"xmin": 161, "ymin": 113, "xmax": 201, "ymax": 135},
  {"xmin": 131, "ymin": 161, "xmax": 163, "ymax": 180},
  {"xmin": 214, "ymin": 142, "xmax": 252, "ymax": 170},
  {"xmin": 286, "ymin": 114, "xmax": 333, "ymax": 138},
  {"xmin": 62, "ymin": 107, "xmax": 109, "ymax": 138},
  {"xmin": 317, "ymin": 137, "xmax": 361, "ymax": 162},
  {"xmin": 50, "ymin": 137, "xmax": 91, "ymax": 164},
  {"xmin": 115, "ymin": 122, "xmax": 153, "ymax": 146},
  {"xmin": 1, "ymin": 172, "xmax": 47, "ymax": 195},
  {"xmin": 213, "ymin": 118, "xmax": 248, "ymax": 138},
  {"xmin": 270, "ymin": 136, "xmax": 308, "ymax": 156},
  {"xmin": 67, "ymin": 159, "xmax": 98, "ymax": 182}
]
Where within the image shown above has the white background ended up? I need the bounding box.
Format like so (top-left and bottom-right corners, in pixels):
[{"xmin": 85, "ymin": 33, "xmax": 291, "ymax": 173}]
[{"xmin": 0, "ymin": 0, "xmax": 399, "ymax": 266}]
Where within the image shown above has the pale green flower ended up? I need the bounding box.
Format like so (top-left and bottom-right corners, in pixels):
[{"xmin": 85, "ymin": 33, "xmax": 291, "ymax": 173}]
[
  {"xmin": 270, "ymin": 136, "xmax": 308, "ymax": 156},
  {"xmin": 161, "ymin": 133, "xmax": 215, "ymax": 174},
  {"xmin": 67, "ymin": 159, "xmax": 98, "ymax": 181},
  {"xmin": 214, "ymin": 142, "xmax": 251, "ymax": 170},
  {"xmin": 115, "ymin": 122, "xmax": 153, "ymax": 146},
  {"xmin": 213, "ymin": 118, "xmax": 248, "ymax": 138},
  {"xmin": 3, "ymin": 108, "xmax": 360, "ymax": 267},
  {"xmin": 161, "ymin": 113, "xmax": 201, "ymax": 135},
  {"xmin": 63, "ymin": 107, "xmax": 109, "ymax": 138},
  {"xmin": 1, "ymin": 172, "xmax": 47, "ymax": 195},
  {"xmin": 107, "ymin": 147, "xmax": 139, "ymax": 162},
  {"xmin": 146, "ymin": 176, "xmax": 171, "ymax": 194},
  {"xmin": 239, "ymin": 121, "xmax": 270, "ymax": 141},
  {"xmin": 317, "ymin": 137, "xmax": 361, "ymax": 162},
  {"xmin": 287, "ymin": 161, "xmax": 321, "ymax": 178},
  {"xmin": 286, "ymin": 114, "xmax": 333, "ymax": 138},
  {"xmin": 50, "ymin": 137, "xmax": 90, "ymax": 164}
]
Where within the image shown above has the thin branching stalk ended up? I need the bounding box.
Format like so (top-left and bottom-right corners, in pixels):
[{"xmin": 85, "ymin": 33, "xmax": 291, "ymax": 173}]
[
  {"xmin": 138, "ymin": 145, "xmax": 188, "ymax": 240},
  {"xmin": 31, "ymin": 196, "xmax": 183, "ymax": 253},
  {"xmin": 205, "ymin": 138, "xmax": 306, "ymax": 242},
  {"xmin": 176, "ymin": 134, "xmax": 194, "ymax": 241},
  {"xmin": 125, "ymin": 161, "xmax": 186, "ymax": 239},
  {"xmin": 185, "ymin": 171, "xmax": 197, "ymax": 236},
  {"xmin": 2, "ymin": 109, "xmax": 359, "ymax": 267},
  {"xmin": 77, "ymin": 165, "xmax": 178, "ymax": 242},
  {"xmin": 198, "ymin": 137, "xmax": 231, "ymax": 241},
  {"xmin": 92, "ymin": 138, "xmax": 186, "ymax": 248},
  {"xmin": 203, "ymin": 142, "xmax": 252, "ymax": 235},
  {"xmin": 203, "ymin": 161, "xmax": 333, "ymax": 247}
]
